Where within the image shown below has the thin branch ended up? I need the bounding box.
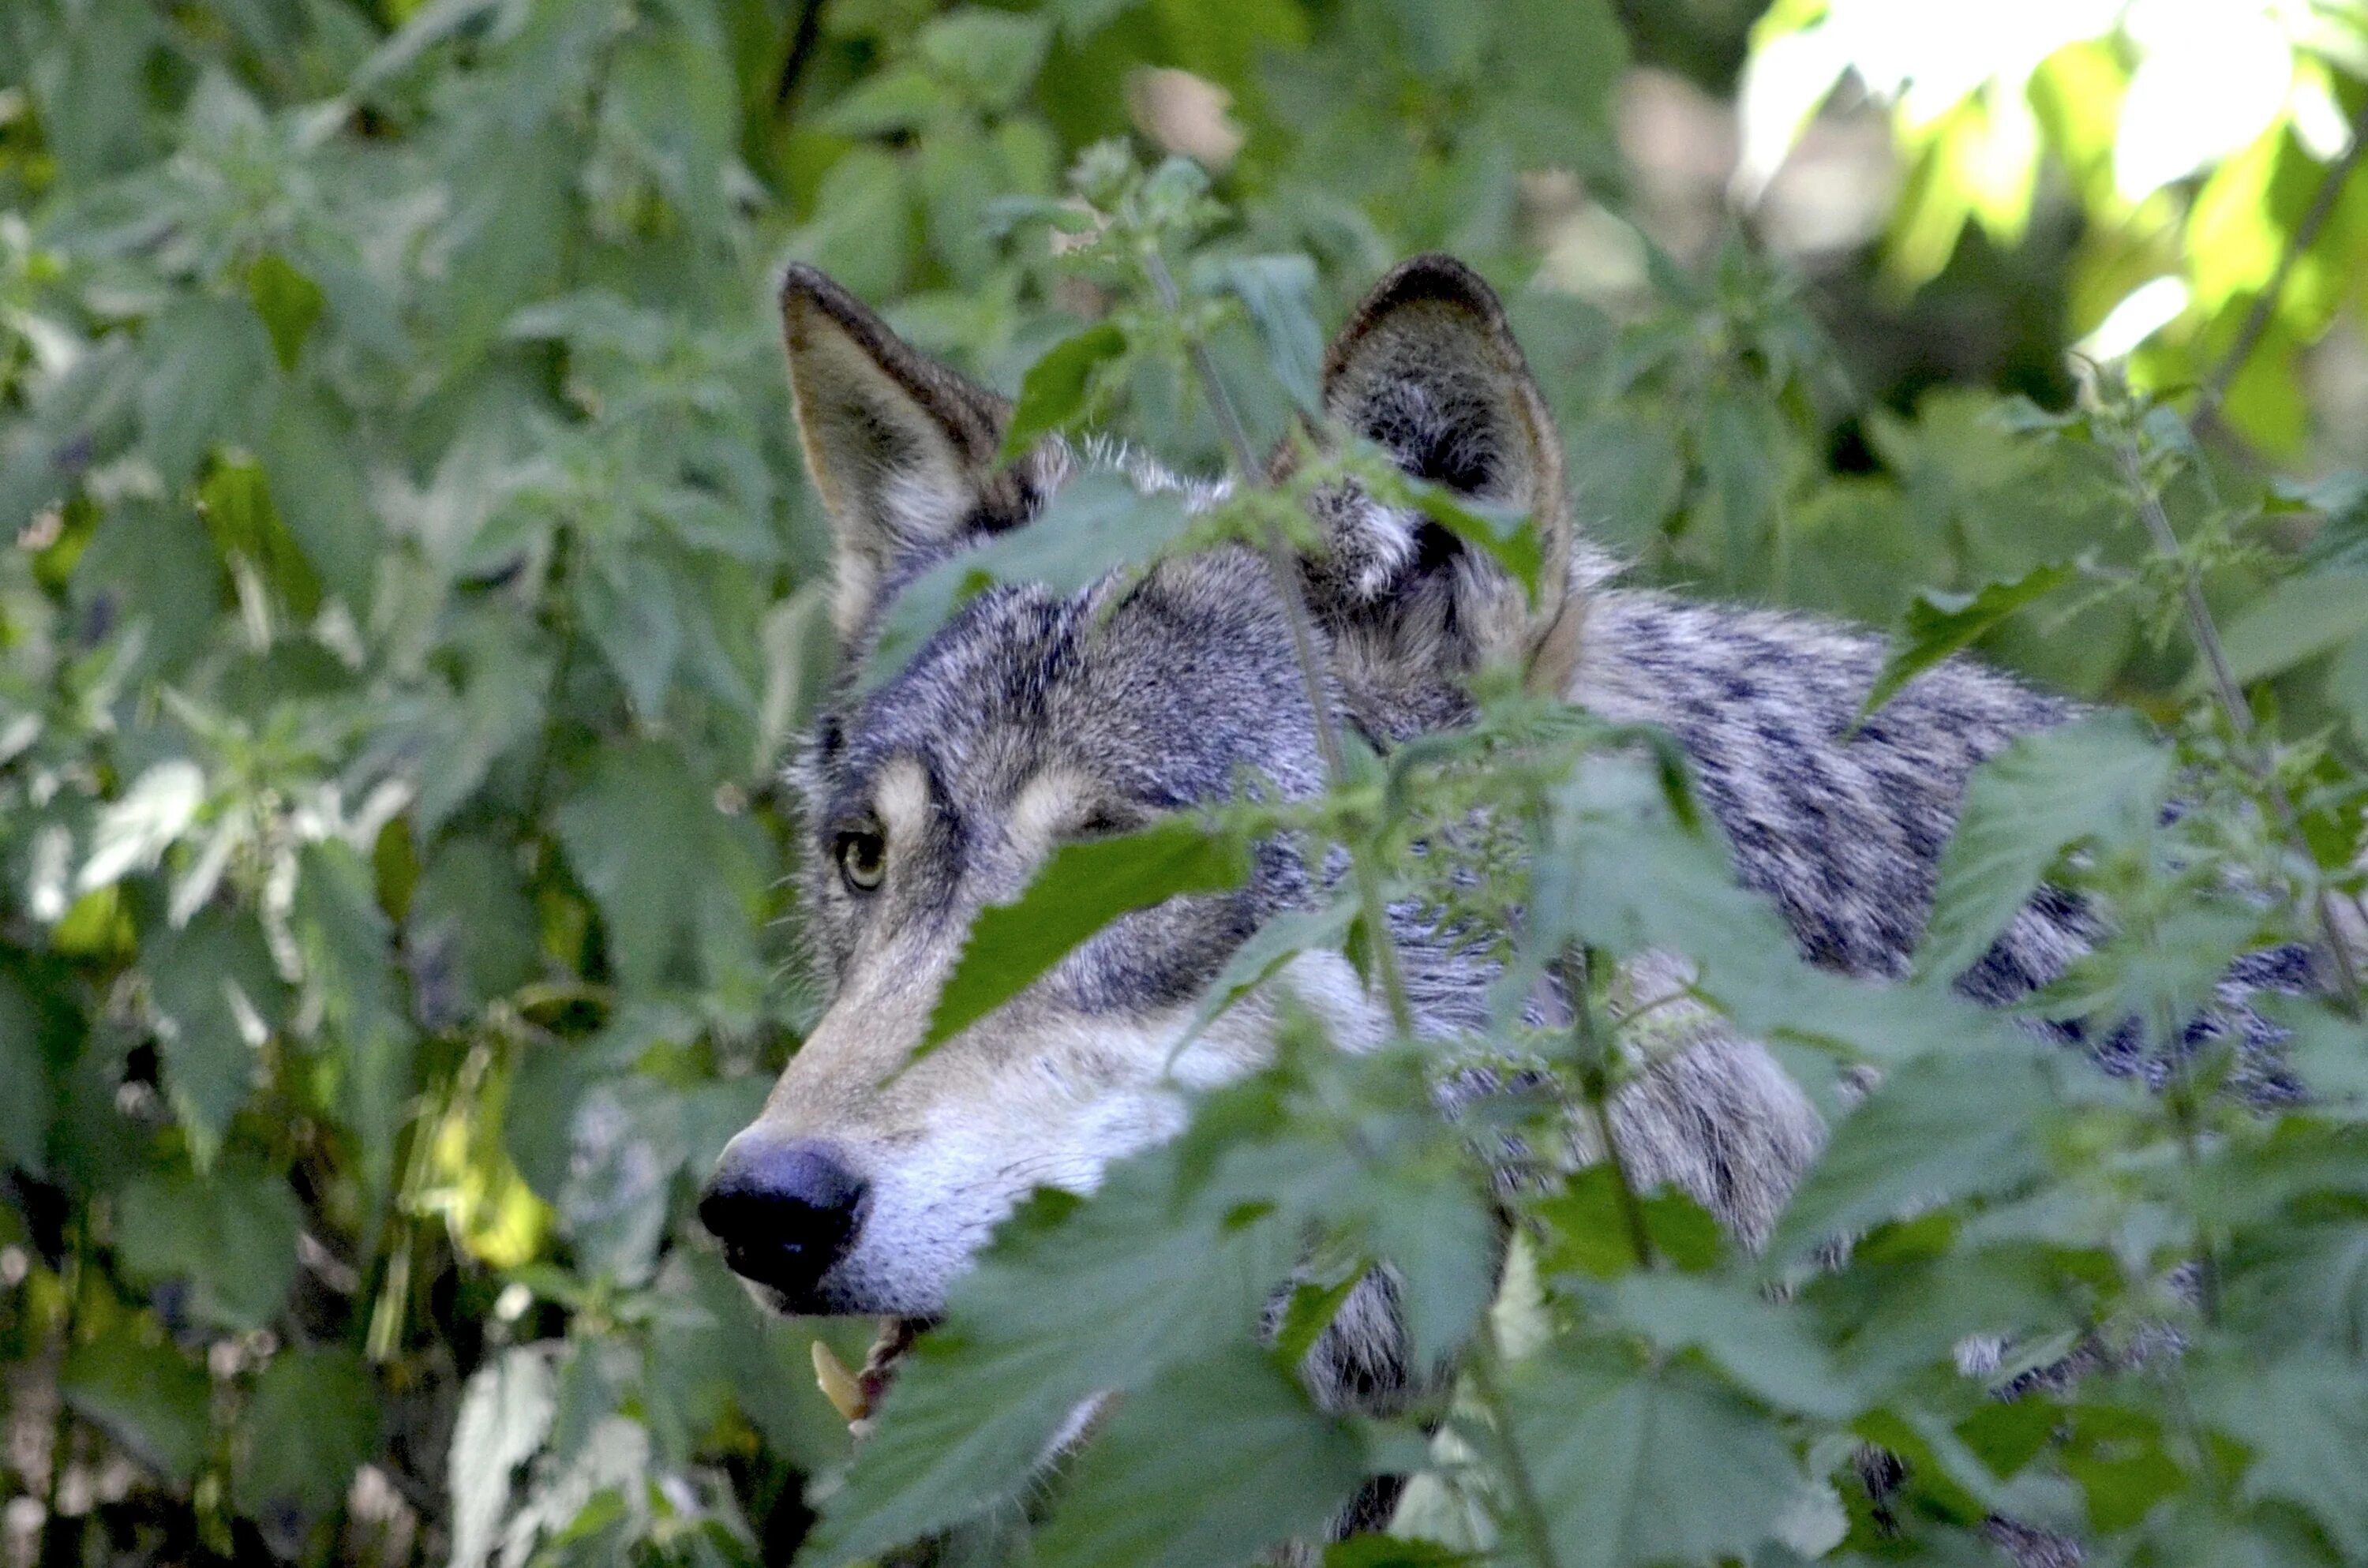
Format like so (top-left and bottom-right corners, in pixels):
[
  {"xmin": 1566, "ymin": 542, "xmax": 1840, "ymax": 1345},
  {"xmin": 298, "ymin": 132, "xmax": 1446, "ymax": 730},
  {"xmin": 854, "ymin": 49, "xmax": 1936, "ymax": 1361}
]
[
  {"xmin": 2112, "ymin": 436, "xmax": 2365, "ymax": 1011},
  {"xmin": 1463, "ymin": 1340, "xmax": 1564, "ymax": 1568},
  {"xmin": 1558, "ymin": 948, "xmax": 1653, "ymax": 1269},
  {"xmin": 2205, "ymin": 92, "xmax": 2368, "ymax": 408},
  {"xmin": 771, "ymin": 0, "xmax": 826, "ymax": 112},
  {"xmin": 1141, "ymin": 246, "xmax": 1417, "ymax": 1038}
]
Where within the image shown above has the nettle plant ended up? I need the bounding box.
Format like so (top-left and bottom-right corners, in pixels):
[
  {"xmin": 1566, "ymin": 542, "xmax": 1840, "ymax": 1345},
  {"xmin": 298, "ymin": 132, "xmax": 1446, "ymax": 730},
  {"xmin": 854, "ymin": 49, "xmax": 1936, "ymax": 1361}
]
[{"xmin": 779, "ymin": 150, "xmax": 2368, "ymax": 1568}]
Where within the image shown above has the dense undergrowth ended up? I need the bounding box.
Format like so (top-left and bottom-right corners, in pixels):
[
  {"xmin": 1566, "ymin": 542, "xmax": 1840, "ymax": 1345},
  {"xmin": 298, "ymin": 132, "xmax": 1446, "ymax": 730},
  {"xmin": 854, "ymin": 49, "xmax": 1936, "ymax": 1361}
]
[{"xmin": 5, "ymin": 2, "xmax": 2368, "ymax": 1566}]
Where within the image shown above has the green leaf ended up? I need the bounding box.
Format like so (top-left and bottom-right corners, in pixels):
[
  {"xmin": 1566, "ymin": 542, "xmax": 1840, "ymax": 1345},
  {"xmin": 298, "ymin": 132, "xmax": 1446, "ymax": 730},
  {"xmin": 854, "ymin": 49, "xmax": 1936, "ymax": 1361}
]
[
  {"xmin": 815, "ymin": 66, "xmax": 952, "ymax": 138},
  {"xmin": 866, "ymin": 472, "xmax": 1193, "ymax": 687},
  {"xmin": 2211, "ymin": 569, "xmax": 2368, "ymax": 687},
  {"xmin": 233, "ymin": 1348, "xmax": 382, "ymax": 1521},
  {"xmin": 925, "ymin": 815, "xmax": 1250, "ymax": 1049},
  {"xmin": 1916, "ymin": 711, "xmax": 2171, "ymax": 986},
  {"xmin": 577, "ymin": 542, "xmax": 682, "ymax": 719},
  {"xmin": 245, "ymin": 252, "xmax": 324, "ymax": 372},
  {"xmin": 802, "ymin": 1150, "xmax": 1294, "ymax": 1566},
  {"xmin": 115, "ymin": 1164, "xmax": 302, "ymax": 1331},
  {"xmin": 258, "ymin": 390, "xmax": 378, "ymax": 611},
  {"xmin": 1183, "ymin": 896, "xmax": 1358, "ymax": 1044},
  {"xmin": 554, "ymin": 741, "xmax": 766, "ymax": 997},
  {"xmin": 1769, "ymin": 1044, "xmax": 2059, "ymax": 1266},
  {"xmin": 61, "ymin": 1322, "xmax": 212, "ymax": 1484},
  {"xmin": 408, "ymin": 833, "xmax": 542, "ymax": 1020},
  {"xmin": 601, "ymin": 21, "xmax": 734, "ymax": 219},
  {"xmin": 200, "ymin": 455, "xmax": 322, "ymax": 616},
  {"xmin": 1032, "ymin": 1342, "xmax": 1366, "ymax": 1568},
  {"xmin": 1596, "ymin": 1272, "xmax": 1858, "ymax": 1419},
  {"xmin": 449, "ymin": 1346, "xmax": 559, "ymax": 1568},
  {"xmin": 1534, "ymin": 1166, "xmax": 1723, "ymax": 1282},
  {"xmin": 2059, "ymin": 1404, "xmax": 2185, "ymax": 1534},
  {"xmin": 1209, "ymin": 254, "xmax": 1325, "ymax": 413},
  {"xmin": 1405, "ymin": 483, "xmax": 1542, "ymax": 601},
  {"xmin": 291, "ymin": 843, "xmax": 418, "ymax": 1208},
  {"xmin": 140, "ymin": 298, "xmax": 270, "ymax": 489},
  {"xmin": 1500, "ymin": 1338, "xmax": 1805, "ymax": 1568},
  {"xmin": 918, "ymin": 9, "xmax": 1053, "ymax": 109},
  {"xmin": 1001, "ymin": 322, "xmax": 1128, "ymax": 458},
  {"xmin": 1698, "ymin": 384, "xmax": 1784, "ymax": 591},
  {"xmin": 2202, "ymin": 1352, "xmax": 2368, "ymax": 1557},
  {"xmin": 144, "ymin": 908, "xmax": 281, "ymax": 1162},
  {"xmin": 1361, "ymin": 1168, "xmax": 1497, "ymax": 1369},
  {"xmin": 1859, "ymin": 563, "xmax": 2076, "ymax": 721},
  {"xmin": 407, "ymin": 614, "xmax": 556, "ymax": 840},
  {"xmin": 0, "ymin": 972, "xmax": 55, "ymax": 1171}
]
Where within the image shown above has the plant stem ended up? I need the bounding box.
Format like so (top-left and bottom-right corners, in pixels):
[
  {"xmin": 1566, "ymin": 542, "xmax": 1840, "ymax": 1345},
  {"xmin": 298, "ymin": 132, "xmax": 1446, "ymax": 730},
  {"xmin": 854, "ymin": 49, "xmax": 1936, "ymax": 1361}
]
[
  {"xmin": 1141, "ymin": 245, "xmax": 1417, "ymax": 1037},
  {"xmin": 1559, "ymin": 948, "xmax": 1654, "ymax": 1269},
  {"xmin": 2205, "ymin": 93, "xmax": 2368, "ymax": 410},
  {"xmin": 1463, "ymin": 1338, "xmax": 1563, "ymax": 1568},
  {"xmin": 2113, "ymin": 437, "xmax": 2365, "ymax": 1012}
]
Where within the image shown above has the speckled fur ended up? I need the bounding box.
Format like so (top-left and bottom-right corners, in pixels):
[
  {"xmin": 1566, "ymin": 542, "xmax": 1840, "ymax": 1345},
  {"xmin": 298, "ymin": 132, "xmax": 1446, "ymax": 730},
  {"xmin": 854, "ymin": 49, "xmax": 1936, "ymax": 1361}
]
[{"xmin": 718, "ymin": 258, "xmax": 2314, "ymax": 1566}]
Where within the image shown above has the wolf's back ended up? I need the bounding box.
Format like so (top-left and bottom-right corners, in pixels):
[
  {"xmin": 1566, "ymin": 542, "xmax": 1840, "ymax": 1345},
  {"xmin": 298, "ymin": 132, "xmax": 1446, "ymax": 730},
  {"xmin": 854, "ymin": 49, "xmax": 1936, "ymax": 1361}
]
[{"xmin": 1574, "ymin": 584, "xmax": 2307, "ymax": 1098}]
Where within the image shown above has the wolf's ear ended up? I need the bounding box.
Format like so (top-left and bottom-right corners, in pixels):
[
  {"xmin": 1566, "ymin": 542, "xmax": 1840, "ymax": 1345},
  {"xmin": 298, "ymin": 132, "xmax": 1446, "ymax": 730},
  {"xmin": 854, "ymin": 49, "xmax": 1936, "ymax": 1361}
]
[
  {"xmin": 1313, "ymin": 255, "xmax": 1579, "ymax": 692},
  {"xmin": 780, "ymin": 265, "xmax": 1034, "ymax": 639}
]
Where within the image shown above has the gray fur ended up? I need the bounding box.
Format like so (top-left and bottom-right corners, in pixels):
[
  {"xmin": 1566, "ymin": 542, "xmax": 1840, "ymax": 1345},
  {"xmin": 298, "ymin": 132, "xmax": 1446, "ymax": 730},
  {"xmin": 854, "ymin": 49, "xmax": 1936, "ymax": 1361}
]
[{"xmin": 713, "ymin": 255, "xmax": 2314, "ymax": 1564}]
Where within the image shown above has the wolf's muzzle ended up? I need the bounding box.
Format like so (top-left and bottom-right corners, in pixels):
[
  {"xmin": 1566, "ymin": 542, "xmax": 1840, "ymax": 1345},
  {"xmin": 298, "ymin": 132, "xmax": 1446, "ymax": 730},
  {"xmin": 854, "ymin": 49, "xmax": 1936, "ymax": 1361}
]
[{"xmin": 698, "ymin": 1138, "xmax": 869, "ymax": 1307}]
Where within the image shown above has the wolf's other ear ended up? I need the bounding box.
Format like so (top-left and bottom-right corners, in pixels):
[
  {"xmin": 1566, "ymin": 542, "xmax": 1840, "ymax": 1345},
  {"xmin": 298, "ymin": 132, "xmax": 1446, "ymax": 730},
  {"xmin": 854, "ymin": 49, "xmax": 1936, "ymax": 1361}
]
[
  {"xmin": 780, "ymin": 265, "xmax": 1036, "ymax": 639},
  {"xmin": 1315, "ymin": 255, "xmax": 1579, "ymax": 691}
]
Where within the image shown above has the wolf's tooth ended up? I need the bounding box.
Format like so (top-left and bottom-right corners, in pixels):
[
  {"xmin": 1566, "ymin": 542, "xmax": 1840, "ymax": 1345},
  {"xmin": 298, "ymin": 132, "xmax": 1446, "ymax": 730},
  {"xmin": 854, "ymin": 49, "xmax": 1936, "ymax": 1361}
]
[{"xmin": 812, "ymin": 1338, "xmax": 866, "ymax": 1422}]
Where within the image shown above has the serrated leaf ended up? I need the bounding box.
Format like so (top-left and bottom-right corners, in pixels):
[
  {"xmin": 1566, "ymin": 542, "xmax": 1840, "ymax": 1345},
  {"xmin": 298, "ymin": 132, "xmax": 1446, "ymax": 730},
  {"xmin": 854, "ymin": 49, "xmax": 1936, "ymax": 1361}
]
[
  {"xmin": 449, "ymin": 1345, "xmax": 559, "ymax": 1568},
  {"xmin": 1597, "ymin": 1272, "xmax": 1858, "ymax": 1418},
  {"xmin": 1770, "ymin": 1044, "xmax": 2058, "ymax": 1266},
  {"xmin": 555, "ymin": 740, "xmax": 751, "ymax": 994},
  {"xmin": 1184, "ymin": 896, "xmax": 1358, "ymax": 1044},
  {"xmin": 1000, "ymin": 322, "xmax": 1127, "ymax": 458},
  {"xmin": 61, "ymin": 1323, "xmax": 212, "ymax": 1484},
  {"xmin": 2210, "ymin": 569, "xmax": 2368, "ymax": 687},
  {"xmin": 115, "ymin": 1164, "xmax": 302, "ymax": 1331},
  {"xmin": 800, "ymin": 1150, "xmax": 1294, "ymax": 1566},
  {"xmin": 924, "ymin": 817, "xmax": 1249, "ymax": 1049},
  {"xmin": 1500, "ymin": 1338, "xmax": 1805, "ymax": 1568},
  {"xmin": 140, "ymin": 297, "xmax": 270, "ymax": 488},
  {"xmin": 291, "ymin": 843, "xmax": 417, "ymax": 1208},
  {"xmin": 1032, "ymin": 1342, "xmax": 1366, "ymax": 1568},
  {"xmin": 1210, "ymin": 254, "xmax": 1325, "ymax": 413},
  {"xmin": 1534, "ymin": 1164, "xmax": 1723, "ymax": 1280},
  {"xmin": 867, "ymin": 473, "xmax": 1193, "ymax": 688},
  {"xmin": 245, "ymin": 252, "xmax": 324, "ymax": 372},
  {"xmin": 1860, "ymin": 563, "xmax": 2076, "ymax": 721},
  {"xmin": 0, "ymin": 974, "xmax": 54, "ymax": 1171},
  {"xmin": 145, "ymin": 907, "xmax": 280, "ymax": 1162},
  {"xmin": 918, "ymin": 9, "xmax": 1052, "ymax": 109},
  {"xmin": 2202, "ymin": 1352, "xmax": 2368, "ymax": 1557},
  {"xmin": 233, "ymin": 1348, "xmax": 381, "ymax": 1522},
  {"xmin": 1916, "ymin": 711, "xmax": 2171, "ymax": 986},
  {"xmin": 1406, "ymin": 483, "xmax": 1541, "ymax": 600}
]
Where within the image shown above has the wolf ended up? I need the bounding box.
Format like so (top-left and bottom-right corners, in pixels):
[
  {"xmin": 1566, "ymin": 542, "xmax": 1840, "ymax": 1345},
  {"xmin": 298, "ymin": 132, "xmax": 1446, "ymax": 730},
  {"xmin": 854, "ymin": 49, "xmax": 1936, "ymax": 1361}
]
[{"xmin": 696, "ymin": 254, "xmax": 2302, "ymax": 1541}]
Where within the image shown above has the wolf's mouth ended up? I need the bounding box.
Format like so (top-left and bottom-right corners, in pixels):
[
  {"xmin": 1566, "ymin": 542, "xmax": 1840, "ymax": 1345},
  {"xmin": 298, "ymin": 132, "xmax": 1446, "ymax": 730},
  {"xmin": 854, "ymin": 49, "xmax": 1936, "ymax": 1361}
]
[{"xmin": 812, "ymin": 1317, "xmax": 928, "ymax": 1435}]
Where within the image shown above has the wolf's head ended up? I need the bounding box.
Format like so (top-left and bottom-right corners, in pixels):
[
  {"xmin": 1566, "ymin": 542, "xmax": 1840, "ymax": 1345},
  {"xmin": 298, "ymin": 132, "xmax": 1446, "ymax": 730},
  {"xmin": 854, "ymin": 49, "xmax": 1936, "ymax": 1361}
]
[{"xmin": 699, "ymin": 256, "xmax": 1580, "ymax": 1320}]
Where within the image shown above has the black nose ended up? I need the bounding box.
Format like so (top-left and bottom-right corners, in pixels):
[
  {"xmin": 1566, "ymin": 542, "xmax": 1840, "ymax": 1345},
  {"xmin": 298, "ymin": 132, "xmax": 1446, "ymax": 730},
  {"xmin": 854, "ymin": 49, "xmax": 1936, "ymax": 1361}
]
[{"xmin": 698, "ymin": 1139, "xmax": 869, "ymax": 1304}]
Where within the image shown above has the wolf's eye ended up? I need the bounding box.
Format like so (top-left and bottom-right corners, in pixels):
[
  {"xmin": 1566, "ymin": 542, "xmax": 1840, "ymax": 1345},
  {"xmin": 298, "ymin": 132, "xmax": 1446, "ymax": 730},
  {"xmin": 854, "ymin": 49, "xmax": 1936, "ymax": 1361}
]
[{"xmin": 835, "ymin": 828, "xmax": 886, "ymax": 893}]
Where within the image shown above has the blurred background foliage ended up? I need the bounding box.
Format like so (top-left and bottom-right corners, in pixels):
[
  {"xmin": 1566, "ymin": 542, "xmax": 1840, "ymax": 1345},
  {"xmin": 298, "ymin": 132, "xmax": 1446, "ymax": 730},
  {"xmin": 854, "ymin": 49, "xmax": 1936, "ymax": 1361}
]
[{"xmin": 2, "ymin": 0, "xmax": 2368, "ymax": 1565}]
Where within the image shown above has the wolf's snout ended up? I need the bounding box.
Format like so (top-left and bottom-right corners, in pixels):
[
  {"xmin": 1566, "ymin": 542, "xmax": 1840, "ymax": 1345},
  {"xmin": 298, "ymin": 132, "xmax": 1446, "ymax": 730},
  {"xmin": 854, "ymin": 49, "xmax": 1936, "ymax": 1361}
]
[{"xmin": 699, "ymin": 1138, "xmax": 868, "ymax": 1304}]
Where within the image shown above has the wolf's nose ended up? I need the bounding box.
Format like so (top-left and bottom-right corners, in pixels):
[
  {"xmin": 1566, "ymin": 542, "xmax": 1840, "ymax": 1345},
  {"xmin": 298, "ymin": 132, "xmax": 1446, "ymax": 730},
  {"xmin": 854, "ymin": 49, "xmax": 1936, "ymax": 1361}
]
[{"xmin": 698, "ymin": 1138, "xmax": 868, "ymax": 1303}]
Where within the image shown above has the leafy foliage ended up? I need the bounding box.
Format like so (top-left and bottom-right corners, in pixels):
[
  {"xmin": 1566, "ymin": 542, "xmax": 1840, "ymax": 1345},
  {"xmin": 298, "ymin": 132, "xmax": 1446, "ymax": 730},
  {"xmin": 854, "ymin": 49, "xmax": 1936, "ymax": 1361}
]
[{"xmin": 6, "ymin": 2, "xmax": 2368, "ymax": 1568}]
